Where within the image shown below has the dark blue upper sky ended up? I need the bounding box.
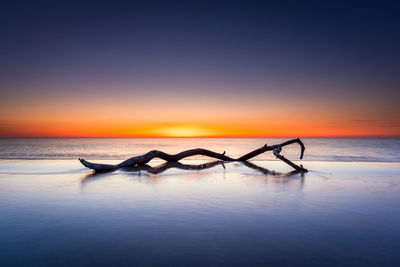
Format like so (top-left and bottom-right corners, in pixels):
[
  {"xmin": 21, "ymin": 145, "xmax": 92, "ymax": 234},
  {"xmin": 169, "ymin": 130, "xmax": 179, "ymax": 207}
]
[{"xmin": 2, "ymin": 0, "xmax": 399, "ymax": 89}]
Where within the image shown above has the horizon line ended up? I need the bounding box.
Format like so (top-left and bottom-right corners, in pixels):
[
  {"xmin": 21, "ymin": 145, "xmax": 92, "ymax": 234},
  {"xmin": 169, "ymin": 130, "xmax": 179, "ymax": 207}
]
[{"xmin": 0, "ymin": 135, "xmax": 399, "ymax": 138}]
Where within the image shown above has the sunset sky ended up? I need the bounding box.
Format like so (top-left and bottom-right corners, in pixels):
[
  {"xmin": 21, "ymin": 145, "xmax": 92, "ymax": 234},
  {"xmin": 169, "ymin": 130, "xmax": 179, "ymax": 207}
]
[{"xmin": 1, "ymin": 1, "xmax": 399, "ymax": 137}]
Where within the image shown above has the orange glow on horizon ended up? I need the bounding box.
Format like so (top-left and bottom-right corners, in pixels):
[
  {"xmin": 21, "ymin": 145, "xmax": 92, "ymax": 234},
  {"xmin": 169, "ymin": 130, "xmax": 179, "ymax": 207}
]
[
  {"xmin": 1, "ymin": 2, "xmax": 400, "ymax": 139},
  {"xmin": 148, "ymin": 124, "xmax": 220, "ymax": 137},
  {"xmin": 0, "ymin": 121, "xmax": 399, "ymax": 138},
  {"xmin": 1, "ymin": 87, "xmax": 399, "ymax": 138}
]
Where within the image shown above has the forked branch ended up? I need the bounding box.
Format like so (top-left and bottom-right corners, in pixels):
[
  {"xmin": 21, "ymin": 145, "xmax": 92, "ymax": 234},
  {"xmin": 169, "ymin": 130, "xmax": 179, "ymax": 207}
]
[{"xmin": 79, "ymin": 138, "xmax": 307, "ymax": 173}]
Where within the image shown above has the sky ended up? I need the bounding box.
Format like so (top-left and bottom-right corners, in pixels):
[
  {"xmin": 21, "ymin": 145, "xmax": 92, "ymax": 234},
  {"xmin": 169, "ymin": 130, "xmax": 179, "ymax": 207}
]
[{"xmin": 0, "ymin": 0, "xmax": 399, "ymax": 137}]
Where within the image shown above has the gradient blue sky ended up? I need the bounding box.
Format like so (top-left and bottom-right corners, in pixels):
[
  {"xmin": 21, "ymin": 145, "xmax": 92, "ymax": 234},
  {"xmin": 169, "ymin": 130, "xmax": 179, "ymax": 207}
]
[{"xmin": 1, "ymin": 0, "xmax": 399, "ymax": 137}]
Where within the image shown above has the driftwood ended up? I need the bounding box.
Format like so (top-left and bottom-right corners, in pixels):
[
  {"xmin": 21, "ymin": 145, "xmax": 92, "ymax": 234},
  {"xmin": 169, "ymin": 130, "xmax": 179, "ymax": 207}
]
[
  {"xmin": 81, "ymin": 160, "xmax": 304, "ymax": 185},
  {"xmin": 79, "ymin": 138, "xmax": 307, "ymax": 173}
]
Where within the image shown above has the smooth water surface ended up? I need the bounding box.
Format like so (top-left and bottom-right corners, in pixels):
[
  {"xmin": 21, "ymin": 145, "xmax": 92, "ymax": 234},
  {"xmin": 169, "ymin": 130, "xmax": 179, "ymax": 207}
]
[
  {"xmin": 0, "ymin": 138, "xmax": 400, "ymax": 266},
  {"xmin": 0, "ymin": 138, "xmax": 399, "ymax": 162}
]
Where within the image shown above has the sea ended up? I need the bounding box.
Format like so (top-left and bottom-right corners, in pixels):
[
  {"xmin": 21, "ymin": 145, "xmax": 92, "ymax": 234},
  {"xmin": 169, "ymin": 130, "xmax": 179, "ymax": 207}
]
[
  {"xmin": 0, "ymin": 138, "xmax": 399, "ymax": 266},
  {"xmin": 0, "ymin": 137, "xmax": 399, "ymax": 162}
]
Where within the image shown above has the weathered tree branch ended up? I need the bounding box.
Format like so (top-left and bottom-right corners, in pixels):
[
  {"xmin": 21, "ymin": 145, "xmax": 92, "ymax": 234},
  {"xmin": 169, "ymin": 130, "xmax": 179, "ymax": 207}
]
[
  {"xmin": 81, "ymin": 160, "xmax": 303, "ymax": 184},
  {"xmin": 79, "ymin": 138, "xmax": 307, "ymax": 173}
]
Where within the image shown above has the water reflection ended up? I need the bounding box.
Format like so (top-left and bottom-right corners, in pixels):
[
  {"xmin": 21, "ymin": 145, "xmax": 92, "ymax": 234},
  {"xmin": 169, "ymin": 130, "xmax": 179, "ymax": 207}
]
[
  {"xmin": 81, "ymin": 160, "xmax": 305, "ymax": 185},
  {"xmin": 4, "ymin": 160, "xmax": 399, "ymax": 266}
]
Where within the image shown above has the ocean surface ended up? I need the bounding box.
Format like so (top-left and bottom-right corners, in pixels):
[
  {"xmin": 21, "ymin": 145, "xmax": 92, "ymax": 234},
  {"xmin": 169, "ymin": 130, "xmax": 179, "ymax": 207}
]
[
  {"xmin": 0, "ymin": 137, "xmax": 399, "ymax": 162},
  {"xmin": 0, "ymin": 138, "xmax": 400, "ymax": 266}
]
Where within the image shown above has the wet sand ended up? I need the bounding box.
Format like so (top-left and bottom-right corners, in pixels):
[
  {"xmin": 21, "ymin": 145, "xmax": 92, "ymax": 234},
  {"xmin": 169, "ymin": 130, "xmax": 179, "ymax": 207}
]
[{"xmin": 1, "ymin": 160, "xmax": 400, "ymax": 266}]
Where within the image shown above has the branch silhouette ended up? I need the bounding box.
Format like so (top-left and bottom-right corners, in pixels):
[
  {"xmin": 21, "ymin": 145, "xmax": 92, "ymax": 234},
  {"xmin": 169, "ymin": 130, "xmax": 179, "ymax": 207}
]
[
  {"xmin": 79, "ymin": 138, "xmax": 307, "ymax": 173},
  {"xmin": 81, "ymin": 160, "xmax": 304, "ymax": 184}
]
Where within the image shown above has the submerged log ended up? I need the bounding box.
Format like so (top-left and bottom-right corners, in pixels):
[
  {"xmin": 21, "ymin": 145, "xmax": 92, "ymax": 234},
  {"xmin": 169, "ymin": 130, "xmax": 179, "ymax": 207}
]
[{"xmin": 79, "ymin": 138, "xmax": 307, "ymax": 173}]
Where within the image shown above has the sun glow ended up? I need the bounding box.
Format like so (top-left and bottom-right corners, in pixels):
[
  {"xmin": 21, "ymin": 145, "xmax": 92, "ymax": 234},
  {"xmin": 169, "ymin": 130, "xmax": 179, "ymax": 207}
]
[{"xmin": 151, "ymin": 125, "xmax": 220, "ymax": 137}]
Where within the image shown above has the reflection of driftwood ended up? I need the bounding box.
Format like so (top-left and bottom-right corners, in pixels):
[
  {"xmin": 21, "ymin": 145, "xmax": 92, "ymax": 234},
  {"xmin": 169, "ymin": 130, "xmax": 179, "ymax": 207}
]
[
  {"xmin": 122, "ymin": 161, "xmax": 225, "ymax": 174},
  {"xmin": 82, "ymin": 161, "xmax": 225, "ymax": 181},
  {"xmin": 81, "ymin": 161, "xmax": 303, "ymax": 183},
  {"xmin": 79, "ymin": 138, "xmax": 307, "ymax": 173},
  {"xmin": 125, "ymin": 161, "xmax": 303, "ymax": 177},
  {"xmin": 242, "ymin": 161, "xmax": 302, "ymax": 177}
]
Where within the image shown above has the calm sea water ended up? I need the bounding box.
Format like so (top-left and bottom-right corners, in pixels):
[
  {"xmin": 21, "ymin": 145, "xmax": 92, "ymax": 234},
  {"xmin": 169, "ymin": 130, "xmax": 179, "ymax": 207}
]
[
  {"xmin": 1, "ymin": 138, "xmax": 400, "ymax": 266},
  {"xmin": 0, "ymin": 138, "xmax": 399, "ymax": 162}
]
